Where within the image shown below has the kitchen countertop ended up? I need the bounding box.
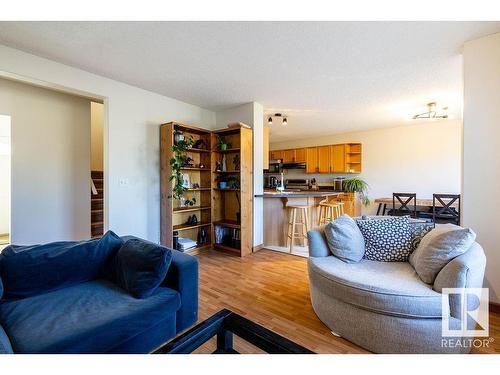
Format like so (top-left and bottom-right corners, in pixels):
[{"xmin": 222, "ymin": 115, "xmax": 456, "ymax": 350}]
[{"xmin": 256, "ymin": 190, "xmax": 342, "ymax": 198}]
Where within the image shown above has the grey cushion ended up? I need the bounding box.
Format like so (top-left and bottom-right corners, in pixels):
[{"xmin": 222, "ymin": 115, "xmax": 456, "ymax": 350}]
[
  {"xmin": 308, "ymin": 256, "xmax": 443, "ymax": 318},
  {"xmin": 324, "ymin": 215, "xmax": 365, "ymax": 263},
  {"xmin": 409, "ymin": 224, "xmax": 476, "ymax": 284}
]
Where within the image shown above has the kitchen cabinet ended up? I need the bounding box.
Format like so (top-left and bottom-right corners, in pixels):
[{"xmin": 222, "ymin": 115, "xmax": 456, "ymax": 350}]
[
  {"xmin": 306, "ymin": 147, "xmax": 318, "ymax": 173},
  {"xmin": 330, "ymin": 144, "xmax": 345, "ymax": 173},
  {"xmin": 317, "ymin": 146, "xmax": 330, "ymax": 173},
  {"xmin": 270, "ymin": 150, "xmax": 284, "ymax": 161},
  {"xmin": 294, "ymin": 148, "xmax": 306, "ymax": 163},
  {"xmin": 282, "ymin": 149, "xmax": 295, "ymax": 163}
]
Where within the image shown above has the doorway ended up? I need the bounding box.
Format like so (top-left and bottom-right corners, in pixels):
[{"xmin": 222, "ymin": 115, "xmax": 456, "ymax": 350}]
[{"xmin": 0, "ymin": 115, "xmax": 11, "ymax": 248}]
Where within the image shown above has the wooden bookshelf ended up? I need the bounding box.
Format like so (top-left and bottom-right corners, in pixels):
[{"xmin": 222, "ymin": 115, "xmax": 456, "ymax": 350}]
[
  {"xmin": 160, "ymin": 122, "xmax": 253, "ymax": 257},
  {"xmin": 211, "ymin": 126, "xmax": 253, "ymax": 257},
  {"xmin": 160, "ymin": 122, "xmax": 213, "ymax": 250}
]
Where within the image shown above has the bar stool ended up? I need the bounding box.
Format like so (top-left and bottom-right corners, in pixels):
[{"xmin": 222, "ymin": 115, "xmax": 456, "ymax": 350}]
[
  {"xmin": 286, "ymin": 205, "xmax": 310, "ymax": 253},
  {"xmin": 318, "ymin": 201, "xmax": 342, "ymax": 225}
]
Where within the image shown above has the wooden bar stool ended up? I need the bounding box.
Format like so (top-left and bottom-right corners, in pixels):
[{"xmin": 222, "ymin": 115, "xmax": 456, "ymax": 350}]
[
  {"xmin": 286, "ymin": 205, "xmax": 310, "ymax": 253},
  {"xmin": 318, "ymin": 201, "xmax": 342, "ymax": 225}
]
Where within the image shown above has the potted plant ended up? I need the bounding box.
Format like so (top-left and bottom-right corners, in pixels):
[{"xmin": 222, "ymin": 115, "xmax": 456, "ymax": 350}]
[
  {"xmin": 169, "ymin": 131, "xmax": 196, "ymax": 206},
  {"xmin": 343, "ymin": 177, "xmax": 370, "ymax": 206},
  {"xmin": 217, "ymin": 135, "xmax": 229, "ymax": 151}
]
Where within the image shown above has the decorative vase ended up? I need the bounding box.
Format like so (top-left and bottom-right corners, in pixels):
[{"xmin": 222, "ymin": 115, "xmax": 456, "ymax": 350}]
[
  {"xmin": 219, "ymin": 181, "xmax": 228, "ymax": 189},
  {"xmin": 174, "ymin": 131, "xmax": 184, "ymax": 144},
  {"xmin": 222, "ymin": 155, "xmax": 227, "ymax": 172},
  {"xmin": 220, "ymin": 144, "xmax": 227, "ymax": 151}
]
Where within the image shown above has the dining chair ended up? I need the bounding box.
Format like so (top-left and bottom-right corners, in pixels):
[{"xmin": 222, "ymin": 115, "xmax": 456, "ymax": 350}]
[
  {"xmin": 391, "ymin": 193, "xmax": 417, "ymax": 218},
  {"xmin": 432, "ymin": 193, "xmax": 461, "ymax": 225}
]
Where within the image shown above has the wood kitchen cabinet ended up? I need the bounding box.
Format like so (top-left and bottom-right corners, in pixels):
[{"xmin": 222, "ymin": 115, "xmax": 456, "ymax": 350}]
[
  {"xmin": 282, "ymin": 149, "xmax": 295, "ymax": 163},
  {"xmin": 306, "ymin": 147, "xmax": 319, "ymax": 173},
  {"xmin": 317, "ymin": 146, "xmax": 331, "ymax": 173},
  {"xmin": 270, "ymin": 150, "xmax": 284, "ymax": 160},
  {"xmin": 330, "ymin": 144, "xmax": 346, "ymax": 173},
  {"xmin": 294, "ymin": 148, "xmax": 306, "ymax": 163}
]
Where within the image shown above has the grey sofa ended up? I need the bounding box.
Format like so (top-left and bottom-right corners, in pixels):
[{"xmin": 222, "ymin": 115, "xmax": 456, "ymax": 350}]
[{"xmin": 307, "ymin": 225, "xmax": 486, "ymax": 354}]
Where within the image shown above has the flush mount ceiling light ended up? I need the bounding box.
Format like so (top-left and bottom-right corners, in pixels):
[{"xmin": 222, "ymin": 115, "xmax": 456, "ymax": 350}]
[
  {"xmin": 413, "ymin": 102, "xmax": 448, "ymax": 120},
  {"xmin": 267, "ymin": 113, "xmax": 288, "ymax": 126}
]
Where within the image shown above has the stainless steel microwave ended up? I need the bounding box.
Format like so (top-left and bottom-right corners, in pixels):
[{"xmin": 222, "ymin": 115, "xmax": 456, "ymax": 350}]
[{"xmin": 265, "ymin": 159, "xmax": 282, "ymax": 174}]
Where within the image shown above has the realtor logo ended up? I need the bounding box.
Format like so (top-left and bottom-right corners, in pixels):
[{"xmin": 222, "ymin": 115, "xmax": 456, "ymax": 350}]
[{"xmin": 442, "ymin": 288, "xmax": 489, "ymax": 337}]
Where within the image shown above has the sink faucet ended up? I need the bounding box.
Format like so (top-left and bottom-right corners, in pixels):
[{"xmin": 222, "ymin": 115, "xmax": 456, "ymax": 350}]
[{"xmin": 276, "ymin": 172, "xmax": 285, "ymax": 192}]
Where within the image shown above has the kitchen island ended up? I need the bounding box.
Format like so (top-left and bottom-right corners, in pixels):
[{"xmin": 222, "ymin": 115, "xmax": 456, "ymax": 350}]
[{"xmin": 257, "ymin": 190, "xmax": 342, "ymax": 256}]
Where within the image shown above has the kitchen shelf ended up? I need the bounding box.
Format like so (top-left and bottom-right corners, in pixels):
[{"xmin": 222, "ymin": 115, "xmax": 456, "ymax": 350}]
[
  {"xmin": 213, "ymin": 220, "xmax": 241, "ymax": 229},
  {"xmin": 213, "ymin": 188, "xmax": 240, "ymax": 192},
  {"xmin": 173, "ymin": 221, "xmax": 212, "ymax": 231},
  {"xmin": 173, "ymin": 206, "xmax": 211, "ymax": 213}
]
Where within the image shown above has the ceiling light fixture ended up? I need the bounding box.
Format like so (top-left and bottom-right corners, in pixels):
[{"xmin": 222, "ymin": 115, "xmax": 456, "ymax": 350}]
[
  {"xmin": 267, "ymin": 113, "xmax": 288, "ymax": 126},
  {"xmin": 413, "ymin": 102, "xmax": 448, "ymax": 120}
]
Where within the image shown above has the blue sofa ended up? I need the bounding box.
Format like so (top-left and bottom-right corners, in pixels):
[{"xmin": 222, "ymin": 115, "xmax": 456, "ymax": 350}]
[{"xmin": 0, "ymin": 232, "xmax": 198, "ymax": 354}]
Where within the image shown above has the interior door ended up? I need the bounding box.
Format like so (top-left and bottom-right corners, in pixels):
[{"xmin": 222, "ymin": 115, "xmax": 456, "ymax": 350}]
[
  {"xmin": 317, "ymin": 146, "xmax": 330, "ymax": 173},
  {"xmin": 306, "ymin": 147, "xmax": 318, "ymax": 173},
  {"xmin": 330, "ymin": 144, "xmax": 346, "ymax": 173}
]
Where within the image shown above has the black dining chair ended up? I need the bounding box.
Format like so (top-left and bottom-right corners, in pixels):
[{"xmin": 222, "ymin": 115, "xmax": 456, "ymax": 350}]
[
  {"xmin": 432, "ymin": 194, "xmax": 461, "ymax": 226},
  {"xmin": 390, "ymin": 193, "xmax": 417, "ymax": 218}
]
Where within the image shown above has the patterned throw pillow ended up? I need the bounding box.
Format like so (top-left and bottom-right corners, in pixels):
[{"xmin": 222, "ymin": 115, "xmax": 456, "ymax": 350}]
[
  {"xmin": 410, "ymin": 222, "xmax": 434, "ymax": 250},
  {"xmin": 355, "ymin": 216, "xmax": 414, "ymax": 262}
]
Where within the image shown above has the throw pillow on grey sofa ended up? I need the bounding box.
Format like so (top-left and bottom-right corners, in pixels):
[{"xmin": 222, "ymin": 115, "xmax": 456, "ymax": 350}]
[
  {"xmin": 355, "ymin": 216, "xmax": 413, "ymax": 262},
  {"xmin": 409, "ymin": 224, "xmax": 476, "ymax": 284},
  {"xmin": 324, "ymin": 215, "xmax": 365, "ymax": 263}
]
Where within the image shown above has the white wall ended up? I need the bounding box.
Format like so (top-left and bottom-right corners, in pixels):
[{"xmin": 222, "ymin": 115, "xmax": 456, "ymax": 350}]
[
  {"xmin": 271, "ymin": 120, "xmax": 462, "ymax": 215},
  {"xmin": 91, "ymin": 101, "xmax": 104, "ymax": 171},
  {"xmin": 0, "ymin": 78, "xmax": 90, "ymax": 243},
  {"xmin": 0, "ymin": 44, "xmax": 216, "ymax": 243},
  {"xmin": 216, "ymin": 102, "xmax": 264, "ymax": 247},
  {"xmin": 0, "ymin": 115, "xmax": 10, "ymax": 235},
  {"xmin": 463, "ymin": 33, "xmax": 500, "ymax": 304}
]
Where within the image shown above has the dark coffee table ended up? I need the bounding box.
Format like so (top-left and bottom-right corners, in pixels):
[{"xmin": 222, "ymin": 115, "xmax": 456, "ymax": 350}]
[{"xmin": 154, "ymin": 309, "xmax": 314, "ymax": 354}]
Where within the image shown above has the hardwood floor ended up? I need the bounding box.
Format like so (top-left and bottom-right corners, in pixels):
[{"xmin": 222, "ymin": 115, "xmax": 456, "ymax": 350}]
[{"xmin": 196, "ymin": 249, "xmax": 500, "ymax": 354}]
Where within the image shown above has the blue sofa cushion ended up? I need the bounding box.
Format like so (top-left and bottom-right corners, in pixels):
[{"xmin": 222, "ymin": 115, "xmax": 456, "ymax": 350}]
[
  {"xmin": 0, "ymin": 324, "xmax": 13, "ymax": 354},
  {"xmin": 0, "ymin": 275, "xmax": 3, "ymax": 300},
  {"xmin": 0, "ymin": 231, "xmax": 123, "ymax": 300},
  {"xmin": 112, "ymin": 239, "xmax": 172, "ymax": 299},
  {"xmin": 0, "ymin": 279, "xmax": 180, "ymax": 353}
]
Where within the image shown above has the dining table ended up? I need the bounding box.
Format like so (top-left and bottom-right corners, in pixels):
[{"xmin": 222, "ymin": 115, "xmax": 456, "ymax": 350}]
[{"xmin": 374, "ymin": 197, "xmax": 459, "ymax": 215}]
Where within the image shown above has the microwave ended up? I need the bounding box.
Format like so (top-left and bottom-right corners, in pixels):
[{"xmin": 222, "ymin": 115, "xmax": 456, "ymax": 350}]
[{"xmin": 265, "ymin": 159, "xmax": 283, "ymax": 174}]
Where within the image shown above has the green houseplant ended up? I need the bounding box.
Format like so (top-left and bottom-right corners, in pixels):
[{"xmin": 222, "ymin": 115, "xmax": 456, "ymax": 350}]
[
  {"xmin": 217, "ymin": 135, "xmax": 229, "ymax": 151},
  {"xmin": 343, "ymin": 177, "xmax": 370, "ymax": 206},
  {"xmin": 169, "ymin": 130, "xmax": 196, "ymax": 206}
]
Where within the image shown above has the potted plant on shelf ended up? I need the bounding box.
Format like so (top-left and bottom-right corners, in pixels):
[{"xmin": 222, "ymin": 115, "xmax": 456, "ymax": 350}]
[
  {"xmin": 217, "ymin": 135, "xmax": 230, "ymax": 151},
  {"xmin": 169, "ymin": 131, "xmax": 196, "ymax": 206},
  {"xmin": 343, "ymin": 177, "xmax": 370, "ymax": 206}
]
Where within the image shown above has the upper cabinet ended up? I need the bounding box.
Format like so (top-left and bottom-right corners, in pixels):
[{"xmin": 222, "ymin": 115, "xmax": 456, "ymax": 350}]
[
  {"xmin": 306, "ymin": 147, "xmax": 319, "ymax": 173},
  {"xmin": 270, "ymin": 150, "xmax": 284, "ymax": 160},
  {"xmin": 271, "ymin": 143, "xmax": 362, "ymax": 174}
]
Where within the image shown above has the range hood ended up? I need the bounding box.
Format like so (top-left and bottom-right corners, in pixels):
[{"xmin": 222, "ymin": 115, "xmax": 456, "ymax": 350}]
[{"xmin": 282, "ymin": 162, "xmax": 306, "ymax": 170}]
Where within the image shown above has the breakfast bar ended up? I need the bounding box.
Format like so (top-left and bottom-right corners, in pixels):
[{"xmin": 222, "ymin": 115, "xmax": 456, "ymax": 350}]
[{"xmin": 256, "ymin": 190, "xmax": 342, "ymax": 254}]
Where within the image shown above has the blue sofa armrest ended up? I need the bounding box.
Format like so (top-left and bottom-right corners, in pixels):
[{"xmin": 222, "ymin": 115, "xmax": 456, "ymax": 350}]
[
  {"xmin": 120, "ymin": 235, "xmax": 198, "ymax": 333},
  {"xmin": 163, "ymin": 250, "xmax": 198, "ymax": 333},
  {"xmin": 0, "ymin": 323, "xmax": 14, "ymax": 354}
]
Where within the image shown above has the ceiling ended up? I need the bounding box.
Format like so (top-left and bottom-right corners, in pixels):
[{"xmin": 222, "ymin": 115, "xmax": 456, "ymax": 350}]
[{"xmin": 0, "ymin": 21, "xmax": 499, "ymax": 142}]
